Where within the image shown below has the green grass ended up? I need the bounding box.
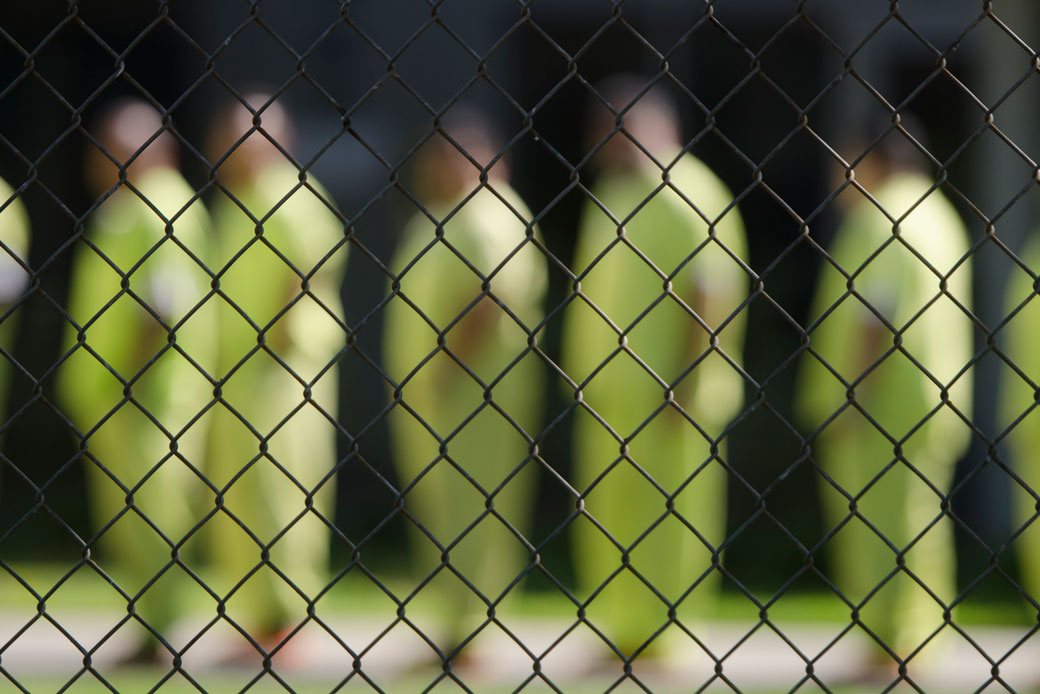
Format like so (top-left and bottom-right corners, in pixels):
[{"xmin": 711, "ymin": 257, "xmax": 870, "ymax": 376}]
[{"xmin": 1, "ymin": 561, "xmax": 1033, "ymax": 627}]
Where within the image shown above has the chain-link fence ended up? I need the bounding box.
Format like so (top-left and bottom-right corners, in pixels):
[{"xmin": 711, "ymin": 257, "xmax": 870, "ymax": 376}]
[{"xmin": 2, "ymin": 1, "xmax": 1040, "ymax": 692}]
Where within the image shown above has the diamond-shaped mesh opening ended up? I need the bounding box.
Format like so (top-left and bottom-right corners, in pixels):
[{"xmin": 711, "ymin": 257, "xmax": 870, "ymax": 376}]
[
  {"xmin": 0, "ymin": 77, "xmax": 74, "ymax": 163},
  {"xmin": 296, "ymin": 22, "xmax": 388, "ymax": 110},
  {"xmin": 724, "ymin": 459, "xmax": 822, "ymax": 594},
  {"xmin": 710, "ymin": 2, "xmax": 806, "ymax": 54},
  {"xmin": 807, "ymin": 66, "xmax": 896, "ymax": 139},
  {"xmin": 98, "ymin": 19, "xmax": 210, "ymax": 109},
  {"xmin": 207, "ymin": 17, "xmax": 303, "ymax": 94},
  {"xmin": 899, "ymin": 78, "xmax": 985, "ymax": 169},
  {"xmin": 739, "ymin": 292, "xmax": 809, "ymax": 385},
  {"xmin": 77, "ymin": 1, "xmax": 186, "ymax": 54},
  {"xmin": 756, "ymin": 22, "xmax": 842, "ymax": 111},
  {"xmin": 954, "ymin": 14, "xmax": 1040, "ymax": 104},
  {"xmin": 523, "ymin": 3, "xmax": 621, "ymax": 58},
  {"xmin": 253, "ymin": 0, "xmax": 345, "ymax": 57},
  {"xmin": 349, "ymin": 0, "xmax": 433, "ymax": 57},
  {"xmin": 480, "ymin": 21, "xmax": 570, "ymax": 114},
  {"xmin": 1, "ymin": 617, "xmax": 88, "ymax": 686},
  {"xmin": 431, "ymin": 0, "xmax": 518, "ymax": 58},
  {"xmin": 29, "ymin": 21, "xmax": 124, "ymax": 111},
  {"xmin": 958, "ymin": 107, "xmax": 1040, "ymax": 204},
  {"xmin": 801, "ymin": 2, "xmax": 897, "ymax": 55},
  {"xmin": 577, "ymin": 19, "xmax": 669, "ymax": 78},
  {"xmin": 346, "ymin": 75, "xmax": 434, "ymax": 171},
  {"xmin": 0, "ymin": 4, "xmax": 70, "ymax": 51},
  {"xmin": 394, "ymin": 22, "xmax": 480, "ymax": 114},
  {"xmin": 0, "ymin": 31, "xmax": 29, "ymax": 92},
  {"xmin": 686, "ymin": 20, "xmax": 760, "ymax": 111},
  {"xmin": 850, "ymin": 20, "xmax": 948, "ymax": 104}
]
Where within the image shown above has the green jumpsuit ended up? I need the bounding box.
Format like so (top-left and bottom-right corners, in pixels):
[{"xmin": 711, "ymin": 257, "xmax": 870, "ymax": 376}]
[
  {"xmin": 383, "ymin": 185, "xmax": 547, "ymax": 652},
  {"xmin": 205, "ymin": 162, "xmax": 347, "ymax": 634},
  {"xmin": 58, "ymin": 166, "xmax": 215, "ymax": 635},
  {"xmin": 796, "ymin": 171, "xmax": 974, "ymax": 659},
  {"xmin": 562, "ymin": 154, "xmax": 748, "ymax": 657},
  {"xmin": 0, "ymin": 177, "xmax": 30, "ymax": 418},
  {"xmin": 999, "ymin": 234, "xmax": 1040, "ymax": 606}
]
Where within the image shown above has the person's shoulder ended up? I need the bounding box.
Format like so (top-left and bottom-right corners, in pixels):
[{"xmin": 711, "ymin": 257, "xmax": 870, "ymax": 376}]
[
  {"xmin": 263, "ymin": 161, "xmax": 340, "ymax": 218},
  {"xmin": 670, "ymin": 152, "xmax": 716, "ymax": 180},
  {"xmin": 875, "ymin": 171, "xmax": 965, "ymax": 240},
  {"xmin": 135, "ymin": 166, "xmax": 203, "ymax": 216},
  {"xmin": 0, "ymin": 177, "xmax": 30, "ymax": 256},
  {"xmin": 587, "ymin": 164, "xmax": 660, "ymax": 214},
  {"xmin": 256, "ymin": 160, "xmax": 311, "ymax": 192},
  {"xmin": 872, "ymin": 171, "xmax": 947, "ymax": 212},
  {"xmin": 669, "ymin": 153, "xmax": 732, "ymax": 198},
  {"xmin": 466, "ymin": 182, "xmax": 535, "ymax": 229},
  {"xmin": 138, "ymin": 165, "xmax": 192, "ymax": 193}
]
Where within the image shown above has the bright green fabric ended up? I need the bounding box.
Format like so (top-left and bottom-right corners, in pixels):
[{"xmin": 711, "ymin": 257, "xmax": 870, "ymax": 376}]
[
  {"xmin": 57, "ymin": 167, "xmax": 215, "ymax": 635},
  {"xmin": 383, "ymin": 185, "xmax": 547, "ymax": 649},
  {"xmin": 562, "ymin": 155, "xmax": 748, "ymax": 656},
  {"xmin": 0, "ymin": 176, "xmax": 30, "ymax": 414},
  {"xmin": 999, "ymin": 234, "xmax": 1040, "ymax": 607},
  {"xmin": 796, "ymin": 172, "xmax": 973, "ymax": 658},
  {"xmin": 204, "ymin": 163, "xmax": 346, "ymax": 634}
]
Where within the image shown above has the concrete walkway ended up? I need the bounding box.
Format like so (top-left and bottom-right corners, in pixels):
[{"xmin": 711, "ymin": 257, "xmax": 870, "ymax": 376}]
[{"xmin": 2, "ymin": 610, "xmax": 1039, "ymax": 692}]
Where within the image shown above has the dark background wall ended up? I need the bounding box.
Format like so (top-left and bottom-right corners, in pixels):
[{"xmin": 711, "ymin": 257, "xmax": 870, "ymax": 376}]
[{"xmin": 0, "ymin": 0, "xmax": 1034, "ymax": 603}]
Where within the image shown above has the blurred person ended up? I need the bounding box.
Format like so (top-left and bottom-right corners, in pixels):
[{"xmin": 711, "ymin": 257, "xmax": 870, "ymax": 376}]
[
  {"xmin": 382, "ymin": 108, "xmax": 547, "ymax": 659},
  {"xmin": 0, "ymin": 176, "xmax": 30, "ymax": 421},
  {"xmin": 57, "ymin": 98, "xmax": 215, "ymax": 661},
  {"xmin": 203, "ymin": 91, "xmax": 347, "ymax": 655},
  {"xmin": 561, "ymin": 76, "xmax": 749, "ymax": 660},
  {"xmin": 0, "ymin": 175, "xmax": 31, "ymax": 508},
  {"xmin": 999, "ymin": 231, "xmax": 1040, "ymax": 623},
  {"xmin": 795, "ymin": 118, "xmax": 974, "ymax": 674}
]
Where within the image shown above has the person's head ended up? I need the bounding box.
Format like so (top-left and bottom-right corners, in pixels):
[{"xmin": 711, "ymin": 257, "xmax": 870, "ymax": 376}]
[
  {"xmin": 844, "ymin": 112, "xmax": 931, "ymax": 191},
  {"xmin": 413, "ymin": 106, "xmax": 507, "ymax": 204},
  {"xmin": 207, "ymin": 91, "xmax": 296, "ymax": 186},
  {"xmin": 84, "ymin": 98, "xmax": 178, "ymax": 197},
  {"xmin": 586, "ymin": 75, "xmax": 682, "ymax": 171}
]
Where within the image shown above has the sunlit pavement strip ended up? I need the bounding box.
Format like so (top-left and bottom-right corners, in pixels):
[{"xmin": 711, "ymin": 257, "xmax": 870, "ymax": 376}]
[{"xmin": 2, "ymin": 611, "xmax": 1039, "ymax": 691}]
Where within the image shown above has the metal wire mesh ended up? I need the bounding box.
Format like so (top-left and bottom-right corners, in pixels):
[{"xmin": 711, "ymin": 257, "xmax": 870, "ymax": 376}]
[{"xmin": 1, "ymin": 1, "xmax": 1039, "ymax": 692}]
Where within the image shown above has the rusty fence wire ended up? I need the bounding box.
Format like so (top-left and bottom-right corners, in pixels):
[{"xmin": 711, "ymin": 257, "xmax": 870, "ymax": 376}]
[{"xmin": 1, "ymin": 1, "xmax": 1040, "ymax": 693}]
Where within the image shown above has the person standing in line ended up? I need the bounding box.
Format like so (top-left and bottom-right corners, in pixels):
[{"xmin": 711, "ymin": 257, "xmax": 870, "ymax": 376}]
[
  {"xmin": 203, "ymin": 92, "xmax": 348, "ymax": 656},
  {"xmin": 0, "ymin": 175, "xmax": 30, "ymax": 424},
  {"xmin": 0, "ymin": 174, "xmax": 31, "ymax": 521},
  {"xmin": 997, "ymin": 230, "xmax": 1040, "ymax": 623},
  {"xmin": 382, "ymin": 109, "xmax": 548, "ymax": 660},
  {"xmin": 57, "ymin": 98, "xmax": 216, "ymax": 662},
  {"xmin": 795, "ymin": 120, "xmax": 974, "ymax": 674},
  {"xmin": 562, "ymin": 76, "xmax": 749, "ymax": 661}
]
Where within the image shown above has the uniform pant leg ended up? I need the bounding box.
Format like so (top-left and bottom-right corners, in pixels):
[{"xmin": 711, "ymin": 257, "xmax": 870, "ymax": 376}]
[{"xmin": 87, "ymin": 405, "xmax": 196, "ymax": 638}]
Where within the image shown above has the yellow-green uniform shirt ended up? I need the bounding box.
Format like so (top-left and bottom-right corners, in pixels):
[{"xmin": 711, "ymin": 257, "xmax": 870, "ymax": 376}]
[
  {"xmin": 0, "ymin": 177, "xmax": 30, "ymax": 404},
  {"xmin": 798, "ymin": 172, "xmax": 974, "ymax": 478},
  {"xmin": 562, "ymin": 153, "xmax": 748, "ymax": 654},
  {"xmin": 203, "ymin": 162, "xmax": 346, "ymax": 631},
  {"xmin": 999, "ymin": 231, "xmax": 1040, "ymax": 605},
  {"xmin": 59, "ymin": 166, "xmax": 214, "ymax": 449},
  {"xmin": 56, "ymin": 166, "xmax": 214, "ymax": 634},
  {"xmin": 383, "ymin": 184, "xmax": 547, "ymax": 642},
  {"xmin": 796, "ymin": 171, "xmax": 973, "ymax": 656},
  {"xmin": 210, "ymin": 163, "xmax": 346, "ymax": 432}
]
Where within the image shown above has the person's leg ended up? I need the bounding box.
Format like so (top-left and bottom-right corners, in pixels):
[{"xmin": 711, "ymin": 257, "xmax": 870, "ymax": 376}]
[
  {"xmin": 817, "ymin": 414, "xmax": 908, "ymax": 659},
  {"xmin": 86, "ymin": 404, "xmax": 197, "ymax": 649}
]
